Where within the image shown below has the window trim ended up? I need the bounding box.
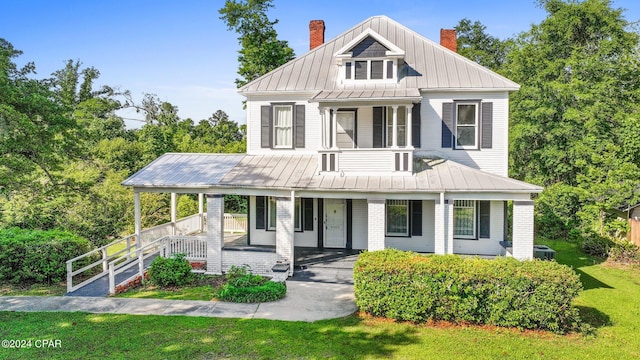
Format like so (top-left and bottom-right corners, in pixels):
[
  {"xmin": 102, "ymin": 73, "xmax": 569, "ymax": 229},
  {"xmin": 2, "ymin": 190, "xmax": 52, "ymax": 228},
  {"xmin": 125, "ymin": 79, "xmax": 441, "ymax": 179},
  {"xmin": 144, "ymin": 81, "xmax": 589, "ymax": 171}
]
[
  {"xmin": 272, "ymin": 104, "xmax": 293, "ymax": 149},
  {"xmin": 385, "ymin": 200, "xmax": 410, "ymax": 237},
  {"xmin": 454, "ymin": 101, "xmax": 480, "ymax": 150},
  {"xmin": 453, "ymin": 200, "xmax": 477, "ymax": 239},
  {"xmin": 266, "ymin": 196, "xmax": 303, "ymax": 232},
  {"xmin": 343, "ymin": 59, "xmax": 396, "ymax": 82}
]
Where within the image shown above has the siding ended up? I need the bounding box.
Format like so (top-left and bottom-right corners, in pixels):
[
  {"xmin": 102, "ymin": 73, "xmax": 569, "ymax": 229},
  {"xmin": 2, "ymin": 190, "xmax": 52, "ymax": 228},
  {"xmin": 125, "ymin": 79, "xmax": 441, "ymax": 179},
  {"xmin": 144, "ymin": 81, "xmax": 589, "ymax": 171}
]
[{"xmin": 416, "ymin": 92, "xmax": 510, "ymax": 176}]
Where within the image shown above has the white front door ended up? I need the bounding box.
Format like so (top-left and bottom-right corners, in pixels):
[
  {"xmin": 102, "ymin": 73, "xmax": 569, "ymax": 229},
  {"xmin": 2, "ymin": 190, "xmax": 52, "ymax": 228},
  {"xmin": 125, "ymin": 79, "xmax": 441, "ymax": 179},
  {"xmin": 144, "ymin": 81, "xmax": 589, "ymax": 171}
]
[{"xmin": 324, "ymin": 199, "xmax": 346, "ymax": 248}]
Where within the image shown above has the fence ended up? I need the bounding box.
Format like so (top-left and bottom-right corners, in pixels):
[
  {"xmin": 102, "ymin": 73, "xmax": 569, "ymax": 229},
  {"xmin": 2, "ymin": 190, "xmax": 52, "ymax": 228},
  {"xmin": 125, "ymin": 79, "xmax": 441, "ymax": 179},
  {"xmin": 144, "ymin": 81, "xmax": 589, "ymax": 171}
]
[{"xmin": 224, "ymin": 213, "xmax": 247, "ymax": 233}]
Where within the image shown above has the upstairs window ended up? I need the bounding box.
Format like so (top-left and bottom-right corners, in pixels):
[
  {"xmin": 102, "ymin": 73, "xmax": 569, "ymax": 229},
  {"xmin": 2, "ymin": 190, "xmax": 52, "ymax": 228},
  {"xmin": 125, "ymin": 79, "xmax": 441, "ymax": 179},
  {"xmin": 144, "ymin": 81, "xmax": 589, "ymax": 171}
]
[
  {"xmin": 273, "ymin": 105, "xmax": 293, "ymax": 148},
  {"xmin": 455, "ymin": 103, "xmax": 478, "ymax": 149},
  {"xmin": 344, "ymin": 59, "xmax": 395, "ymax": 81}
]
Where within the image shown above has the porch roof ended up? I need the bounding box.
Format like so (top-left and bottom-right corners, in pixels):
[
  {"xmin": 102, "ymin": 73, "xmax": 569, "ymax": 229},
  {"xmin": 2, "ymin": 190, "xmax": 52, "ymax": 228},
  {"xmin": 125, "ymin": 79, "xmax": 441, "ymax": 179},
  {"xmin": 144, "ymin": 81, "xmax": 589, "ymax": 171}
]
[
  {"xmin": 310, "ymin": 89, "xmax": 422, "ymax": 103},
  {"xmin": 123, "ymin": 153, "xmax": 542, "ymax": 193}
]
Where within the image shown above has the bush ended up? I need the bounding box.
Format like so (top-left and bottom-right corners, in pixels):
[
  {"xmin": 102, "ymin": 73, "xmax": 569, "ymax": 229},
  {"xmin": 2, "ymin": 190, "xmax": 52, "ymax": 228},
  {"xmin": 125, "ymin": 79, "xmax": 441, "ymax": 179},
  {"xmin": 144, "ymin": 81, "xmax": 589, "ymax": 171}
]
[
  {"xmin": 580, "ymin": 232, "xmax": 614, "ymax": 257},
  {"xmin": 0, "ymin": 228, "xmax": 95, "ymax": 284},
  {"xmin": 216, "ymin": 265, "xmax": 286, "ymax": 303},
  {"xmin": 148, "ymin": 253, "xmax": 194, "ymax": 287},
  {"xmin": 354, "ymin": 249, "xmax": 584, "ymax": 333},
  {"xmin": 608, "ymin": 240, "xmax": 640, "ymax": 264}
]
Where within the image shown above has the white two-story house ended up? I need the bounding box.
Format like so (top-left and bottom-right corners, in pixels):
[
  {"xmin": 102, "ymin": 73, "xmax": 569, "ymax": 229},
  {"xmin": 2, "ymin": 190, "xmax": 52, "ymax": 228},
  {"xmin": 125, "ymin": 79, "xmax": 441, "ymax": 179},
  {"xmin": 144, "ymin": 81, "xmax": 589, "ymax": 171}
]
[{"xmin": 123, "ymin": 16, "xmax": 542, "ymax": 276}]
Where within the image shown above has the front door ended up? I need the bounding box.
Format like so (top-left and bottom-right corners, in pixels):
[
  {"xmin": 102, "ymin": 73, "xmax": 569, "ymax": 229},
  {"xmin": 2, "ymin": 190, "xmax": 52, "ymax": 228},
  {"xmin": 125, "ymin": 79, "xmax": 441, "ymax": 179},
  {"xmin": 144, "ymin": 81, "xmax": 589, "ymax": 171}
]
[{"xmin": 324, "ymin": 199, "xmax": 346, "ymax": 248}]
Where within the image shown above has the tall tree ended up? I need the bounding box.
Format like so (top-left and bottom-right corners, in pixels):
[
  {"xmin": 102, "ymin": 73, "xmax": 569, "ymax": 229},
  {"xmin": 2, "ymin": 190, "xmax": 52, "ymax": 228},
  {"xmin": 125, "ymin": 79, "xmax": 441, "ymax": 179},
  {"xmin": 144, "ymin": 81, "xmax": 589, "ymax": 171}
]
[
  {"xmin": 454, "ymin": 18, "xmax": 512, "ymax": 71},
  {"xmin": 505, "ymin": 0, "xmax": 640, "ymax": 236},
  {"xmin": 219, "ymin": 0, "xmax": 295, "ymax": 88}
]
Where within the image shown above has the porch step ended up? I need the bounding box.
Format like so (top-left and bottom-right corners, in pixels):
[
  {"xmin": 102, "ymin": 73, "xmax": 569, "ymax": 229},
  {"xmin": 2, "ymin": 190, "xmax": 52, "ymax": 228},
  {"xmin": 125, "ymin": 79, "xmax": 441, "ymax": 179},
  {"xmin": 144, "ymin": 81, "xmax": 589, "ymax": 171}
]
[{"xmin": 271, "ymin": 263, "xmax": 290, "ymax": 282}]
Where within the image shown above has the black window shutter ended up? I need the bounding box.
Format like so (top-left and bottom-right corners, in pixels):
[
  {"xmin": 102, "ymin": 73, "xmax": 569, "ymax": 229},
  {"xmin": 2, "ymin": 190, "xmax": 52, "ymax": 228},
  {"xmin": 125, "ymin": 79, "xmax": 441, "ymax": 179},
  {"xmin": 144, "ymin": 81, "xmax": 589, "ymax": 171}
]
[
  {"xmin": 260, "ymin": 105, "xmax": 272, "ymax": 148},
  {"xmin": 442, "ymin": 102, "xmax": 454, "ymax": 148},
  {"xmin": 411, "ymin": 200, "xmax": 422, "ymax": 236},
  {"xmin": 481, "ymin": 102, "xmax": 493, "ymax": 149},
  {"xmin": 295, "ymin": 104, "xmax": 305, "ymax": 148},
  {"xmin": 373, "ymin": 106, "xmax": 384, "ymax": 148},
  {"xmin": 303, "ymin": 198, "xmax": 314, "ymax": 231},
  {"xmin": 479, "ymin": 201, "xmax": 491, "ymax": 238},
  {"xmin": 255, "ymin": 196, "xmax": 266, "ymax": 229},
  {"xmin": 412, "ymin": 103, "xmax": 421, "ymax": 147}
]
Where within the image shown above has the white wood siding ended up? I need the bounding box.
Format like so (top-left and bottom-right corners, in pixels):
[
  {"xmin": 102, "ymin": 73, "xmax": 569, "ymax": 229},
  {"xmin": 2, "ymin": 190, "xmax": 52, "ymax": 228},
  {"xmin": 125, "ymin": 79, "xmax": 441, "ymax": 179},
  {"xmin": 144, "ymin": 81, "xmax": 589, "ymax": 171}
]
[
  {"xmin": 453, "ymin": 200, "xmax": 505, "ymax": 255},
  {"xmin": 385, "ymin": 200, "xmax": 435, "ymax": 252},
  {"xmin": 246, "ymin": 94, "xmax": 321, "ymax": 155},
  {"xmin": 417, "ymin": 92, "xmax": 510, "ymax": 176}
]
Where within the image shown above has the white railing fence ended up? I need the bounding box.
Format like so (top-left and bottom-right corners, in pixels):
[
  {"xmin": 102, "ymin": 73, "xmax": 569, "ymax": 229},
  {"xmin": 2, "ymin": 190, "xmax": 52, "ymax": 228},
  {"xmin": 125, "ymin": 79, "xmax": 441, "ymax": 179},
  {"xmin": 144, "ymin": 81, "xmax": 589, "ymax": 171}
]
[{"xmin": 224, "ymin": 213, "xmax": 247, "ymax": 233}]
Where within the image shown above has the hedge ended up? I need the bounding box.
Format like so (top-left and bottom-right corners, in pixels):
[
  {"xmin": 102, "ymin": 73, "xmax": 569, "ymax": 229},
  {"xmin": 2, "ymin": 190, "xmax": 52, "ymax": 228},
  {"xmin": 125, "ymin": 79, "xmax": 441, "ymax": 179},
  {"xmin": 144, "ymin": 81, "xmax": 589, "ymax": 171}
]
[
  {"xmin": 354, "ymin": 249, "xmax": 583, "ymax": 333},
  {"xmin": 0, "ymin": 228, "xmax": 95, "ymax": 284},
  {"xmin": 148, "ymin": 253, "xmax": 194, "ymax": 287}
]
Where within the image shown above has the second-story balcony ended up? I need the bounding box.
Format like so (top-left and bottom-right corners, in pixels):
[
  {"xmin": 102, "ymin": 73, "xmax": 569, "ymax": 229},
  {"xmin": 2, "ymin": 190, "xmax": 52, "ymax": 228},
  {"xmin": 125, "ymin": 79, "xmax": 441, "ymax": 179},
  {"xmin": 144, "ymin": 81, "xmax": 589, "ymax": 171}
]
[{"xmin": 316, "ymin": 104, "xmax": 417, "ymax": 174}]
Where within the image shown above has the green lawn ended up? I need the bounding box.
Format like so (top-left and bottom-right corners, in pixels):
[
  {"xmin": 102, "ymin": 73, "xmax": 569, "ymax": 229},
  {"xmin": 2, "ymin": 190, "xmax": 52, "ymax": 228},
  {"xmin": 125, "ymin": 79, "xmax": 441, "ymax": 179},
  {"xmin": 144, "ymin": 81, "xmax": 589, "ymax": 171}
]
[
  {"xmin": 113, "ymin": 274, "xmax": 224, "ymax": 301},
  {"xmin": 1, "ymin": 241, "xmax": 639, "ymax": 359}
]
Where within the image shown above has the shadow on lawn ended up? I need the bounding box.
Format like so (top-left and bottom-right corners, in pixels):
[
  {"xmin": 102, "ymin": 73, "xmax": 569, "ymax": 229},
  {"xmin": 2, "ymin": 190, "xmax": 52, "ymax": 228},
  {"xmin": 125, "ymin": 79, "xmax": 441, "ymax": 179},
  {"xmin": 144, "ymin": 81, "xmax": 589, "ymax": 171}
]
[{"xmin": 576, "ymin": 305, "xmax": 612, "ymax": 329}]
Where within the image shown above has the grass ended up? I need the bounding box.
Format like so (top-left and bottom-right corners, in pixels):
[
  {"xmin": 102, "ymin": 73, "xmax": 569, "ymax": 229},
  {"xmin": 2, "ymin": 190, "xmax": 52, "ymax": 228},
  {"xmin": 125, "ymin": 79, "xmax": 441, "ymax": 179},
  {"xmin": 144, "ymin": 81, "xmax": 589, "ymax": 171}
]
[
  {"xmin": 113, "ymin": 274, "xmax": 225, "ymax": 301},
  {"xmin": 1, "ymin": 240, "xmax": 640, "ymax": 359},
  {"xmin": 0, "ymin": 282, "xmax": 66, "ymax": 296}
]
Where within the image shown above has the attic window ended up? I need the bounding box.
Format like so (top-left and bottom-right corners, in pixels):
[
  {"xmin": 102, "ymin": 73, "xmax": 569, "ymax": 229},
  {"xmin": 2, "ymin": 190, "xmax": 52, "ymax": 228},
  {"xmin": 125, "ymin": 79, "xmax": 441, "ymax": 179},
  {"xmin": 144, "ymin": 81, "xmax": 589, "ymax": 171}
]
[{"xmin": 344, "ymin": 59, "xmax": 395, "ymax": 81}]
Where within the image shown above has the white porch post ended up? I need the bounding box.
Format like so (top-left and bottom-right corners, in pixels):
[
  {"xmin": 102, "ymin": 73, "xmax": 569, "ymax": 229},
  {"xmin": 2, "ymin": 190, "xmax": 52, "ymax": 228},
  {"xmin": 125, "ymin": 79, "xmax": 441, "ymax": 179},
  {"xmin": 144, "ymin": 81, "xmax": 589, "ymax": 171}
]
[
  {"xmin": 331, "ymin": 107, "xmax": 338, "ymax": 149},
  {"xmin": 276, "ymin": 194, "xmax": 295, "ymax": 275},
  {"xmin": 434, "ymin": 193, "xmax": 454, "ymax": 254},
  {"xmin": 134, "ymin": 191, "xmax": 142, "ymax": 248},
  {"xmin": 206, "ymin": 194, "xmax": 224, "ymax": 274},
  {"xmin": 406, "ymin": 105, "xmax": 413, "ymax": 148},
  {"xmin": 198, "ymin": 193, "xmax": 204, "ymax": 232},
  {"xmin": 320, "ymin": 107, "xmax": 328, "ymax": 149},
  {"xmin": 170, "ymin": 192, "xmax": 177, "ymax": 235},
  {"xmin": 512, "ymin": 200, "xmax": 534, "ymax": 260},
  {"xmin": 367, "ymin": 199, "xmax": 386, "ymax": 251},
  {"xmin": 391, "ymin": 105, "xmax": 398, "ymax": 148}
]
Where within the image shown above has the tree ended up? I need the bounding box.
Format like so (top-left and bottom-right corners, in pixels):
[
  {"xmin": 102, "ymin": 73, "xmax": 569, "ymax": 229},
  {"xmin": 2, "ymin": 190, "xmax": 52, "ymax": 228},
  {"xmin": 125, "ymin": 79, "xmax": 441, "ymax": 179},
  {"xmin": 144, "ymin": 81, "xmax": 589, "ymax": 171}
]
[
  {"xmin": 454, "ymin": 18, "xmax": 512, "ymax": 71},
  {"xmin": 505, "ymin": 0, "xmax": 640, "ymax": 237},
  {"xmin": 219, "ymin": 0, "xmax": 295, "ymax": 88}
]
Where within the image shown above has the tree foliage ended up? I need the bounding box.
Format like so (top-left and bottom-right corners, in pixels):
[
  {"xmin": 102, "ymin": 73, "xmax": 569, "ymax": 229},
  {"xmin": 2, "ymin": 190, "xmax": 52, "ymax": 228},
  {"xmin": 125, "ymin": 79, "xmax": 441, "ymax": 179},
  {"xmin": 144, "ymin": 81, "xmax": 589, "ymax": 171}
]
[
  {"xmin": 219, "ymin": 0, "xmax": 295, "ymax": 88},
  {"xmin": 455, "ymin": 18, "xmax": 512, "ymax": 71}
]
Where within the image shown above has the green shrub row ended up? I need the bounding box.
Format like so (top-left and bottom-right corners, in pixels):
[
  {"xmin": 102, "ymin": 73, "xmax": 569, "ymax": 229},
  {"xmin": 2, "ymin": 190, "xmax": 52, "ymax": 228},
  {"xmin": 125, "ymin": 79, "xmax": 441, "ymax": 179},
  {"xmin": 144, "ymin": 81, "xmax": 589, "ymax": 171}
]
[
  {"xmin": 216, "ymin": 266, "xmax": 286, "ymax": 303},
  {"xmin": 0, "ymin": 228, "xmax": 95, "ymax": 284},
  {"xmin": 354, "ymin": 249, "xmax": 584, "ymax": 333},
  {"xmin": 148, "ymin": 253, "xmax": 194, "ymax": 287}
]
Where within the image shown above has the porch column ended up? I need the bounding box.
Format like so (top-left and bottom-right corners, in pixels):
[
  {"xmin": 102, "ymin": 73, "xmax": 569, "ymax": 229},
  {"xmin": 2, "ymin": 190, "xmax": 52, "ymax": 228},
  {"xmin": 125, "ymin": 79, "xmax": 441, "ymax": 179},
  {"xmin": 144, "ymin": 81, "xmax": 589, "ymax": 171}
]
[
  {"xmin": 391, "ymin": 105, "xmax": 398, "ymax": 148},
  {"xmin": 170, "ymin": 192, "xmax": 177, "ymax": 235},
  {"xmin": 321, "ymin": 107, "xmax": 329, "ymax": 149},
  {"xmin": 512, "ymin": 200, "xmax": 534, "ymax": 260},
  {"xmin": 331, "ymin": 107, "xmax": 338, "ymax": 149},
  {"xmin": 276, "ymin": 194, "xmax": 295, "ymax": 275},
  {"xmin": 198, "ymin": 193, "xmax": 204, "ymax": 232},
  {"xmin": 367, "ymin": 199, "xmax": 386, "ymax": 251},
  {"xmin": 206, "ymin": 194, "xmax": 224, "ymax": 274},
  {"xmin": 406, "ymin": 104, "xmax": 413, "ymax": 148},
  {"xmin": 134, "ymin": 191, "xmax": 142, "ymax": 248},
  {"xmin": 434, "ymin": 193, "xmax": 453, "ymax": 254}
]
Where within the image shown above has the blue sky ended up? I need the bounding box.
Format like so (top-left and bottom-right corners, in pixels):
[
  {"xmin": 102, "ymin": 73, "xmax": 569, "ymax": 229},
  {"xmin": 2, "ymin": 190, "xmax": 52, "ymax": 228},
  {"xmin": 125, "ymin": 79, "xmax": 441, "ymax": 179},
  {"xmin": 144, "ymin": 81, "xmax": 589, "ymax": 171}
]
[{"xmin": 1, "ymin": 0, "xmax": 639, "ymax": 127}]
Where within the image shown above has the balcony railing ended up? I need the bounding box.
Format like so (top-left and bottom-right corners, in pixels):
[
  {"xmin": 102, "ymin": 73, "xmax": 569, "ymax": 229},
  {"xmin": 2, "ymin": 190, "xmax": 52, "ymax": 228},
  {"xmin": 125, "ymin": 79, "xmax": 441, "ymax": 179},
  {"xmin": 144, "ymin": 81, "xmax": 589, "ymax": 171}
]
[{"xmin": 318, "ymin": 148, "xmax": 413, "ymax": 173}]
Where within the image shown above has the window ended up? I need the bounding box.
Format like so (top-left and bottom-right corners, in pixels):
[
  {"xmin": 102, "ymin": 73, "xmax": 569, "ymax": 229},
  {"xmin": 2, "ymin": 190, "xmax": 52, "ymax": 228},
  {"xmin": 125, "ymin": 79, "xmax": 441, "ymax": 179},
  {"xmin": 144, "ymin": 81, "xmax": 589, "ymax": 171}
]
[
  {"xmin": 344, "ymin": 59, "xmax": 395, "ymax": 81},
  {"xmin": 336, "ymin": 111, "xmax": 355, "ymax": 148},
  {"xmin": 386, "ymin": 107, "xmax": 407, "ymax": 147},
  {"xmin": 455, "ymin": 103, "xmax": 478, "ymax": 149},
  {"xmin": 386, "ymin": 200, "xmax": 409, "ymax": 236},
  {"xmin": 454, "ymin": 200, "xmax": 476, "ymax": 239},
  {"xmin": 267, "ymin": 197, "xmax": 302, "ymax": 231},
  {"xmin": 273, "ymin": 105, "xmax": 292, "ymax": 148}
]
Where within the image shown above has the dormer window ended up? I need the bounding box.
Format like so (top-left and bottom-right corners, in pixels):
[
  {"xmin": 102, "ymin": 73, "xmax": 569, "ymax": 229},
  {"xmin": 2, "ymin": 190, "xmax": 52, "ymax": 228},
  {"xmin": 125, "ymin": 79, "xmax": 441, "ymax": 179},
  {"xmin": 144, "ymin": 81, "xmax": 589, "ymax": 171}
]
[
  {"xmin": 335, "ymin": 29, "xmax": 404, "ymax": 84},
  {"xmin": 344, "ymin": 59, "xmax": 395, "ymax": 81}
]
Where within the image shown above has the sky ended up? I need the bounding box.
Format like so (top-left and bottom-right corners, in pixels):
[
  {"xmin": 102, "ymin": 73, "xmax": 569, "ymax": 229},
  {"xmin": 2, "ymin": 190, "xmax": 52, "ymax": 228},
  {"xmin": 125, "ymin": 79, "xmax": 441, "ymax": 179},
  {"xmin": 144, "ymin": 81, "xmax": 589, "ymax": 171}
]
[{"xmin": 1, "ymin": 0, "xmax": 639, "ymax": 127}]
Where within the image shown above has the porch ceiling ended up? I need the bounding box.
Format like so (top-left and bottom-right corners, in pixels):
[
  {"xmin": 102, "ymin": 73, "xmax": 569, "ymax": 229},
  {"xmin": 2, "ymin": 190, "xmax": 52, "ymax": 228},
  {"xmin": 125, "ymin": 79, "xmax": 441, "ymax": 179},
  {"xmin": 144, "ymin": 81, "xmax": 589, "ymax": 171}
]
[{"xmin": 122, "ymin": 153, "xmax": 542, "ymax": 194}]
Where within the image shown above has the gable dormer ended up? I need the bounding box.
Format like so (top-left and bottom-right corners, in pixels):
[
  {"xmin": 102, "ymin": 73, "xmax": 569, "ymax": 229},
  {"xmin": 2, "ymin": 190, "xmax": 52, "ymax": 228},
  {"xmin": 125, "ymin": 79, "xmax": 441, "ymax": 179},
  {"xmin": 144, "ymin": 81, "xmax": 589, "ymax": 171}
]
[{"xmin": 335, "ymin": 29, "xmax": 405, "ymax": 84}]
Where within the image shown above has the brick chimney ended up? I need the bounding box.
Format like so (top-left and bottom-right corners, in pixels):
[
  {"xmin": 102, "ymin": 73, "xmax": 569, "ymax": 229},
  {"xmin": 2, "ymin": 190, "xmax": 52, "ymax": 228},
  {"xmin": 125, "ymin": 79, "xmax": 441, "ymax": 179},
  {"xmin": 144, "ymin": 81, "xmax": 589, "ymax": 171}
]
[
  {"xmin": 440, "ymin": 29, "xmax": 457, "ymax": 52},
  {"xmin": 309, "ymin": 20, "xmax": 325, "ymax": 50}
]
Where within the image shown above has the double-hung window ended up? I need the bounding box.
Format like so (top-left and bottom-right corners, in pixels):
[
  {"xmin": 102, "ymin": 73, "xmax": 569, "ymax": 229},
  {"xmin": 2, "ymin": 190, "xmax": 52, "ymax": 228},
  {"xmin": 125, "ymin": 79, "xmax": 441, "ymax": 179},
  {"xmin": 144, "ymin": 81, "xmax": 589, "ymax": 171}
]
[
  {"xmin": 267, "ymin": 196, "xmax": 302, "ymax": 231},
  {"xmin": 453, "ymin": 200, "xmax": 476, "ymax": 239},
  {"xmin": 273, "ymin": 105, "xmax": 293, "ymax": 148},
  {"xmin": 455, "ymin": 103, "xmax": 478, "ymax": 149},
  {"xmin": 386, "ymin": 200, "xmax": 409, "ymax": 236}
]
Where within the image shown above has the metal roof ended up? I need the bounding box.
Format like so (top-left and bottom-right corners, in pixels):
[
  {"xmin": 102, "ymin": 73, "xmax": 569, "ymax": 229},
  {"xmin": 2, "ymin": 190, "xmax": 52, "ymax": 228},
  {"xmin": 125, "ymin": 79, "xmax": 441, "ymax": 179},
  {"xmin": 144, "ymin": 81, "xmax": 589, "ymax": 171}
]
[
  {"xmin": 122, "ymin": 153, "xmax": 245, "ymax": 187},
  {"xmin": 123, "ymin": 153, "xmax": 542, "ymax": 193},
  {"xmin": 239, "ymin": 15, "xmax": 520, "ymax": 94},
  {"xmin": 310, "ymin": 89, "xmax": 422, "ymax": 103}
]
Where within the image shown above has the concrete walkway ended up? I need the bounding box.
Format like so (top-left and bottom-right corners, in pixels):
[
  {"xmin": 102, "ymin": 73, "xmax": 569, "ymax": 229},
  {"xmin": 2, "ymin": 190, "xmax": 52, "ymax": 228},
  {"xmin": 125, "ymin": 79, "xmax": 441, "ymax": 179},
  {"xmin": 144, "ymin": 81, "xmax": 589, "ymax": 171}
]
[{"xmin": 0, "ymin": 281, "xmax": 357, "ymax": 322}]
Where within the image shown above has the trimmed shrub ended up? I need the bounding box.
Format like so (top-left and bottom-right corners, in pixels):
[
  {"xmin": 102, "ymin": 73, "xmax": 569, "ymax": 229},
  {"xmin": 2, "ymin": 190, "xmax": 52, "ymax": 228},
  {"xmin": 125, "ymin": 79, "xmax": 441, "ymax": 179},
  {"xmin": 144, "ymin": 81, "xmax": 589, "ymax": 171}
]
[
  {"xmin": 354, "ymin": 249, "xmax": 583, "ymax": 333},
  {"xmin": 148, "ymin": 253, "xmax": 194, "ymax": 287},
  {"xmin": 0, "ymin": 228, "xmax": 95, "ymax": 284},
  {"xmin": 580, "ymin": 232, "xmax": 614, "ymax": 257},
  {"xmin": 216, "ymin": 265, "xmax": 286, "ymax": 303}
]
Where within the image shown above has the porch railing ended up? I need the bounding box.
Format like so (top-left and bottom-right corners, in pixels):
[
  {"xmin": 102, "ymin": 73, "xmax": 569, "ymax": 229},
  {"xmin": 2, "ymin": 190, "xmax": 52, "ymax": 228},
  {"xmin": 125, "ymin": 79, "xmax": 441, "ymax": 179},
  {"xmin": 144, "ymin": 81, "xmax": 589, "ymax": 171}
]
[{"xmin": 224, "ymin": 213, "xmax": 247, "ymax": 233}]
